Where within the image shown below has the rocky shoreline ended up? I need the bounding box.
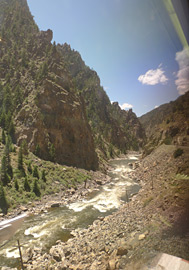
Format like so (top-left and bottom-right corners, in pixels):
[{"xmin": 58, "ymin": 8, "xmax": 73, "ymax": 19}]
[{"xmin": 2, "ymin": 145, "xmax": 189, "ymax": 270}]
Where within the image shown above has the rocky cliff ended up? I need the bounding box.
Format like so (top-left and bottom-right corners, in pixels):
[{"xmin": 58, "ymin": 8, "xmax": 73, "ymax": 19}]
[
  {"xmin": 0, "ymin": 0, "xmax": 145, "ymax": 170},
  {"xmin": 0, "ymin": 0, "xmax": 98, "ymax": 170},
  {"xmin": 139, "ymin": 91, "xmax": 189, "ymax": 154},
  {"xmin": 57, "ymin": 44, "xmax": 146, "ymax": 156}
]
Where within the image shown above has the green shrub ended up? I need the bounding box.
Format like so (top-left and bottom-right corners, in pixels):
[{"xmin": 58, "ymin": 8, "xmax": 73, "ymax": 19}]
[
  {"xmin": 163, "ymin": 136, "xmax": 172, "ymax": 145},
  {"xmin": 174, "ymin": 148, "xmax": 183, "ymax": 158}
]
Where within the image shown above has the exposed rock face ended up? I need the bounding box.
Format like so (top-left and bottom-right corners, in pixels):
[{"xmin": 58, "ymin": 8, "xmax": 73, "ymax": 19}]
[
  {"xmin": 0, "ymin": 0, "xmax": 145, "ymax": 170},
  {"xmin": 39, "ymin": 29, "xmax": 53, "ymax": 43},
  {"xmin": 139, "ymin": 91, "xmax": 189, "ymax": 154},
  {"xmin": 110, "ymin": 103, "xmax": 146, "ymax": 149},
  {"xmin": 57, "ymin": 44, "xmax": 146, "ymax": 154},
  {"xmin": 0, "ymin": 0, "xmax": 98, "ymax": 170},
  {"xmin": 16, "ymin": 78, "xmax": 98, "ymax": 170}
]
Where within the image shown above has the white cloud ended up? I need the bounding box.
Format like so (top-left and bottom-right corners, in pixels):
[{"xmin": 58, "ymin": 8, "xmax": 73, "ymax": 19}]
[
  {"xmin": 154, "ymin": 105, "xmax": 159, "ymax": 109},
  {"xmin": 119, "ymin": 103, "xmax": 133, "ymax": 110},
  {"xmin": 138, "ymin": 67, "xmax": 168, "ymax": 85},
  {"xmin": 175, "ymin": 48, "xmax": 189, "ymax": 95},
  {"xmin": 104, "ymin": 86, "xmax": 109, "ymax": 91}
]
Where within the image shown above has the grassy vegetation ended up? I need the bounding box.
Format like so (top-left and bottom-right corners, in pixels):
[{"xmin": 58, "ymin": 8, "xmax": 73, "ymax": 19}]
[{"xmin": 0, "ymin": 139, "xmax": 91, "ymax": 214}]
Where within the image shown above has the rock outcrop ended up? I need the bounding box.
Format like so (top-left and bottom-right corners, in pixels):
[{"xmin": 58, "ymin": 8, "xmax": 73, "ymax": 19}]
[
  {"xmin": 139, "ymin": 91, "xmax": 189, "ymax": 154},
  {"xmin": 57, "ymin": 44, "xmax": 146, "ymax": 155},
  {"xmin": 0, "ymin": 0, "xmax": 98, "ymax": 170},
  {"xmin": 0, "ymin": 0, "xmax": 145, "ymax": 170},
  {"xmin": 15, "ymin": 78, "xmax": 98, "ymax": 170}
]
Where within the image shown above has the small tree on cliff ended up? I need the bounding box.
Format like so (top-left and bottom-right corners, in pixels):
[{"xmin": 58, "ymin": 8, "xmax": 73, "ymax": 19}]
[
  {"xmin": 34, "ymin": 144, "xmax": 40, "ymax": 157},
  {"xmin": 0, "ymin": 155, "xmax": 9, "ymax": 186},
  {"xmin": 41, "ymin": 169, "xmax": 47, "ymax": 182},
  {"xmin": 24, "ymin": 177, "xmax": 30, "ymax": 192},
  {"xmin": 5, "ymin": 138, "xmax": 13, "ymax": 179},
  {"xmin": 49, "ymin": 143, "xmax": 55, "ymax": 162},
  {"xmin": 27, "ymin": 161, "xmax": 32, "ymax": 174},
  {"xmin": 18, "ymin": 146, "xmax": 25, "ymax": 176},
  {"xmin": 14, "ymin": 179, "xmax": 19, "ymax": 191},
  {"xmin": 0, "ymin": 182, "xmax": 8, "ymax": 214},
  {"xmin": 33, "ymin": 179, "xmax": 40, "ymax": 197},
  {"xmin": 33, "ymin": 165, "xmax": 39, "ymax": 179},
  {"xmin": 1, "ymin": 128, "xmax": 6, "ymax": 144}
]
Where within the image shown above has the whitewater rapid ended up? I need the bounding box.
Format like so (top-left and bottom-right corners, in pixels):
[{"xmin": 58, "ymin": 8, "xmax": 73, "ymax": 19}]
[{"xmin": 0, "ymin": 155, "xmax": 140, "ymax": 268}]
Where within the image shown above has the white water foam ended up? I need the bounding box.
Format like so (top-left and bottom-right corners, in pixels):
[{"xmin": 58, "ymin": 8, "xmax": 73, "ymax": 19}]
[
  {"xmin": 69, "ymin": 162, "xmax": 135, "ymax": 213},
  {"xmin": 25, "ymin": 225, "xmax": 48, "ymax": 239},
  {"xmin": 128, "ymin": 155, "xmax": 139, "ymax": 160},
  {"xmin": 24, "ymin": 215, "xmax": 62, "ymax": 239},
  {"xmin": 116, "ymin": 181, "xmax": 132, "ymax": 186},
  {"xmin": 69, "ymin": 181, "xmax": 129, "ymax": 213},
  {"xmin": 5, "ymin": 248, "xmax": 19, "ymax": 258},
  {"xmin": 115, "ymin": 167, "xmax": 132, "ymax": 173}
]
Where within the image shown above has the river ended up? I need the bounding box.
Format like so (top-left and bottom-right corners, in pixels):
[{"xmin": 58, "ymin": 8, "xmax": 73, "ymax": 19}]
[{"xmin": 0, "ymin": 154, "xmax": 140, "ymax": 268}]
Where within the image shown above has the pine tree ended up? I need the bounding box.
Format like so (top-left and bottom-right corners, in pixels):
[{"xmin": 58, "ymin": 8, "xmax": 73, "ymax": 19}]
[
  {"xmin": 27, "ymin": 161, "xmax": 32, "ymax": 174},
  {"xmin": 33, "ymin": 179, "xmax": 40, "ymax": 196},
  {"xmin": 33, "ymin": 165, "xmax": 39, "ymax": 179},
  {"xmin": 3, "ymin": 84, "xmax": 12, "ymax": 113},
  {"xmin": 41, "ymin": 169, "xmax": 46, "ymax": 182},
  {"xmin": 24, "ymin": 177, "xmax": 30, "ymax": 192},
  {"xmin": 14, "ymin": 85, "xmax": 23, "ymax": 106},
  {"xmin": 5, "ymin": 138, "xmax": 13, "ymax": 179},
  {"xmin": 8, "ymin": 120, "xmax": 16, "ymax": 143},
  {"xmin": 0, "ymin": 111, "xmax": 6, "ymax": 128},
  {"xmin": 5, "ymin": 110, "xmax": 12, "ymax": 131},
  {"xmin": 18, "ymin": 146, "xmax": 25, "ymax": 176},
  {"xmin": 37, "ymin": 61, "xmax": 48, "ymax": 81},
  {"xmin": 49, "ymin": 143, "xmax": 55, "ymax": 162},
  {"xmin": 0, "ymin": 155, "xmax": 9, "ymax": 186},
  {"xmin": 14, "ymin": 179, "xmax": 19, "ymax": 191},
  {"xmin": 34, "ymin": 144, "xmax": 40, "ymax": 157},
  {"xmin": 7, "ymin": 135, "xmax": 14, "ymax": 152},
  {"xmin": 0, "ymin": 182, "xmax": 8, "ymax": 214},
  {"xmin": 21, "ymin": 49, "xmax": 28, "ymax": 67},
  {"xmin": 1, "ymin": 128, "xmax": 6, "ymax": 144}
]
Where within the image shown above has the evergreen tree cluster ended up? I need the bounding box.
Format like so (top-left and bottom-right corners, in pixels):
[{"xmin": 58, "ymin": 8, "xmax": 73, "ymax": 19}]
[
  {"xmin": 0, "ymin": 138, "xmax": 48, "ymax": 214},
  {"xmin": 0, "ymin": 83, "xmax": 16, "ymax": 143}
]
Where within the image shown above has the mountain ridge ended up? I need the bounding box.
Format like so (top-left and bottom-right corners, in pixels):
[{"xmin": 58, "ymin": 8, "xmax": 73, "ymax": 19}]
[
  {"xmin": 0, "ymin": 0, "xmax": 145, "ymax": 171},
  {"xmin": 139, "ymin": 91, "xmax": 189, "ymax": 154}
]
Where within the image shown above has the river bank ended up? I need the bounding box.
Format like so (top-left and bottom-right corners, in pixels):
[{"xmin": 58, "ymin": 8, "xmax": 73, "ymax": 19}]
[
  {"xmin": 0, "ymin": 152, "xmax": 139, "ymax": 222},
  {"xmin": 1, "ymin": 152, "xmax": 140, "ymax": 269},
  {"xmin": 0, "ymin": 170, "xmax": 111, "ymax": 222},
  {"xmin": 22, "ymin": 144, "xmax": 189, "ymax": 270}
]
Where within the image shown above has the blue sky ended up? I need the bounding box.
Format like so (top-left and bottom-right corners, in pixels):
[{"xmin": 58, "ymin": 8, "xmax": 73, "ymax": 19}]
[{"xmin": 27, "ymin": 0, "xmax": 189, "ymax": 116}]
